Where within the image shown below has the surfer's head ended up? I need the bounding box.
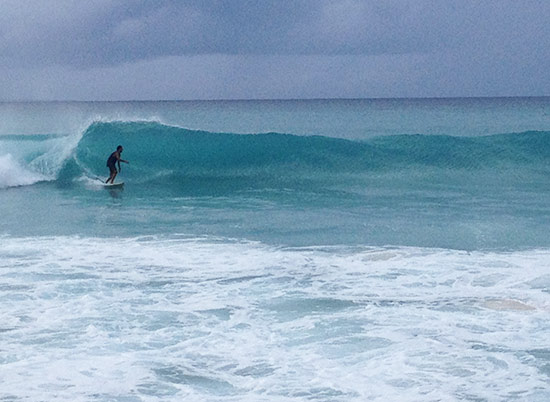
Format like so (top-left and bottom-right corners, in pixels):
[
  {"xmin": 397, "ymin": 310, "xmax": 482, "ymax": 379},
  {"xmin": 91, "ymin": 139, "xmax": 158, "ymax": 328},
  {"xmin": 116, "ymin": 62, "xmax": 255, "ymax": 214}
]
[{"xmin": 117, "ymin": 145, "xmax": 123, "ymax": 152}]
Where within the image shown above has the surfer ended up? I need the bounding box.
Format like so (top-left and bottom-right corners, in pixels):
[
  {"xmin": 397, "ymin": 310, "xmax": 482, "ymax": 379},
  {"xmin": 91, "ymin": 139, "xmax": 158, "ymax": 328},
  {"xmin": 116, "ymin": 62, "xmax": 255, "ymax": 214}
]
[{"xmin": 106, "ymin": 145, "xmax": 129, "ymax": 184}]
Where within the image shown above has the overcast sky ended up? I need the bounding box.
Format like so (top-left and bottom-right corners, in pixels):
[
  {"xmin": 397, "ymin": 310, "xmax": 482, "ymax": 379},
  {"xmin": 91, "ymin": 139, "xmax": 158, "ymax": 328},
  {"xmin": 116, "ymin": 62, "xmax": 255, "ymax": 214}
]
[{"xmin": 1, "ymin": 0, "xmax": 549, "ymax": 100}]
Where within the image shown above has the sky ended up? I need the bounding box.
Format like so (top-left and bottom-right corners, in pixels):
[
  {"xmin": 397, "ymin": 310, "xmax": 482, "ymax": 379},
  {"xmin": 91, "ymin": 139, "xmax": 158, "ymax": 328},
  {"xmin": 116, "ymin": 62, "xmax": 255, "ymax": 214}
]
[{"xmin": 0, "ymin": 0, "xmax": 549, "ymax": 101}]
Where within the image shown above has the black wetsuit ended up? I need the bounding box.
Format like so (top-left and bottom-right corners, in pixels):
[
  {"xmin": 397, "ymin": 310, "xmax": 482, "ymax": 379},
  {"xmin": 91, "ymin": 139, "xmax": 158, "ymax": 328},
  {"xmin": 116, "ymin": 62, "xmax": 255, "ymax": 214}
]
[{"xmin": 107, "ymin": 152, "xmax": 119, "ymax": 173}]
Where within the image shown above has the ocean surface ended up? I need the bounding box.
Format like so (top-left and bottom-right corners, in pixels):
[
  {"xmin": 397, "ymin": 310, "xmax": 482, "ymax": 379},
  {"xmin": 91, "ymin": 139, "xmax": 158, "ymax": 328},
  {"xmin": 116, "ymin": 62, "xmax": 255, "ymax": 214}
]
[{"xmin": 1, "ymin": 98, "xmax": 550, "ymax": 401}]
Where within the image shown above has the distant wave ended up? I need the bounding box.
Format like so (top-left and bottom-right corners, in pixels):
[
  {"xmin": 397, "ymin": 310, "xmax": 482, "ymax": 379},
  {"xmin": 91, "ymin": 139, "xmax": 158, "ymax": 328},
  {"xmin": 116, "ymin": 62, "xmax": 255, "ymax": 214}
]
[{"xmin": 2, "ymin": 120, "xmax": 550, "ymax": 190}]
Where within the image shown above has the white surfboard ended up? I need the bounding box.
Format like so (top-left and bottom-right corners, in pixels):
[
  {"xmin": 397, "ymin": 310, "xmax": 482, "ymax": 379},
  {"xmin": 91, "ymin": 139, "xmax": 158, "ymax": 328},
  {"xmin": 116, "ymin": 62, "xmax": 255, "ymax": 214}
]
[{"xmin": 104, "ymin": 182, "xmax": 124, "ymax": 188}]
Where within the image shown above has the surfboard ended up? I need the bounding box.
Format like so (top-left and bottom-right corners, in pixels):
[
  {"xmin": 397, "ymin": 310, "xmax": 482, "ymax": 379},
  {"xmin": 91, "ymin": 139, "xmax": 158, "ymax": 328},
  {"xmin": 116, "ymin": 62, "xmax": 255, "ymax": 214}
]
[{"xmin": 104, "ymin": 182, "xmax": 124, "ymax": 188}]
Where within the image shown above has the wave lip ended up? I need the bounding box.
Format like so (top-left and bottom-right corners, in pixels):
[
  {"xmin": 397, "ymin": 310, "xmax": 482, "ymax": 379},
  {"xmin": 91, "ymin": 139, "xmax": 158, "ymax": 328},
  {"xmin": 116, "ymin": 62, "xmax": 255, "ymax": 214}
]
[{"xmin": 0, "ymin": 154, "xmax": 47, "ymax": 189}]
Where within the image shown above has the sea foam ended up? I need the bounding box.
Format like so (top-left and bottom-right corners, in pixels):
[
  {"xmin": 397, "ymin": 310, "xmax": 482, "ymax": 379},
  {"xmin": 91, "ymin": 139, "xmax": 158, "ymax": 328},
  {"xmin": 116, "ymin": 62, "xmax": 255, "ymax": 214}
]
[
  {"xmin": 1, "ymin": 236, "xmax": 549, "ymax": 401},
  {"xmin": 0, "ymin": 153, "xmax": 46, "ymax": 189}
]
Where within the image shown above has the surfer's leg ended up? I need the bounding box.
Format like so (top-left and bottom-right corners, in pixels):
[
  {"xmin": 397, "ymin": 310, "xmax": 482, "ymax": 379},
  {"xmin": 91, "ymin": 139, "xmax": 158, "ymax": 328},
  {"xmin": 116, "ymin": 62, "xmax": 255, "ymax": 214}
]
[{"xmin": 106, "ymin": 166, "xmax": 116, "ymax": 183}]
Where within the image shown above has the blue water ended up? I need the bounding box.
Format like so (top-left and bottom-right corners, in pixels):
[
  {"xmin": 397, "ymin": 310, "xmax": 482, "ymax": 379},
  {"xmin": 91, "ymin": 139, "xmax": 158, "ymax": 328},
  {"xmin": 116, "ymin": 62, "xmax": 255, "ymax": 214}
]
[{"xmin": 1, "ymin": 98, "xmax": 550, "ymax": 401}]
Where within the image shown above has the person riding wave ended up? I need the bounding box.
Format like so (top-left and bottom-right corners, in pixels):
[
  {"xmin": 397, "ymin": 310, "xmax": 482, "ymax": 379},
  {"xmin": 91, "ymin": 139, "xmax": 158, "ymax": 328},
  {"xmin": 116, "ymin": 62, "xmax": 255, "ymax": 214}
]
[{"xmin": 106, "ymin": 145, "xmax": 129, "ymax": 184}]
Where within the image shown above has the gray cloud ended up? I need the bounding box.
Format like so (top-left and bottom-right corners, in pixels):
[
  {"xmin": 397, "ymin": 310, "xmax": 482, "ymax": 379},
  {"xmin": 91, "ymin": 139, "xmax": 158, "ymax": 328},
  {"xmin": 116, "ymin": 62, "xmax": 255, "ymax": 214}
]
[
  {"xmin": 4, "ymin": 0, "xmax": 548, "ymax": 67},
  {"xmin": 1, "ymin": 1, "xmax": 549, "ymax": 99}
]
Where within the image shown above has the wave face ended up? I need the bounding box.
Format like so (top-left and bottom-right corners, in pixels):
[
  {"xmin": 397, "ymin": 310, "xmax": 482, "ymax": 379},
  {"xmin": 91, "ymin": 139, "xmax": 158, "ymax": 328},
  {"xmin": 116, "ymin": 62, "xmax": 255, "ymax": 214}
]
[
  {"xmin": 59, "ymin": 121, "xmax": 550, "ymax": 188},
  {"xmin": 3, "ymin": 120, "xmax": 550, "ymax": 192},
  {"xmin": 70, "ymin": 121, "xmax": 384, "ymax": 178}
]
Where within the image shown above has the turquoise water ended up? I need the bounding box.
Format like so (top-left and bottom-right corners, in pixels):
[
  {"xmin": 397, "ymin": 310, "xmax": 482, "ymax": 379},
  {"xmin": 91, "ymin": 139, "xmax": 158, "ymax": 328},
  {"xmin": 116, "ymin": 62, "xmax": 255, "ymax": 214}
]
[{"xmin": 1, "ymin": 98, "xmax": 550, "ymax": 401}]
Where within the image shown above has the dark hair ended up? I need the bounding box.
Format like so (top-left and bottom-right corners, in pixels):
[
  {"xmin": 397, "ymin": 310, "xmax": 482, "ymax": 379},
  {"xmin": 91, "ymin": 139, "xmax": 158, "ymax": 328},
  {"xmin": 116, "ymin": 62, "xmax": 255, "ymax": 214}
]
[{"xmin": 117, "ymin": 145, "xmax": 123, "ymax": 151}]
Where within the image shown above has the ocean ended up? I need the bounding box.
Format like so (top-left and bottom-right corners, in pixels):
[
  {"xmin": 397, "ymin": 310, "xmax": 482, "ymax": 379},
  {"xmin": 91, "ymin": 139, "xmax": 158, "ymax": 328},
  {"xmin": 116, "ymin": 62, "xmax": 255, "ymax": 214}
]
[{"xmin": 1, "ymin": 98, "xmax": 550, "ymax": 401}]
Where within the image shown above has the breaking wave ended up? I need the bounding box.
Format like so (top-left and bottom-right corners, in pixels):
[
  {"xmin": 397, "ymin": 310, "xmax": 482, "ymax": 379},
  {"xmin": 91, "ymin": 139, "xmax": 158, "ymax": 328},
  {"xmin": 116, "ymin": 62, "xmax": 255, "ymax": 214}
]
[{"xmin": 2, "ymin": 120, "xmax": 550, "ymax": 191}]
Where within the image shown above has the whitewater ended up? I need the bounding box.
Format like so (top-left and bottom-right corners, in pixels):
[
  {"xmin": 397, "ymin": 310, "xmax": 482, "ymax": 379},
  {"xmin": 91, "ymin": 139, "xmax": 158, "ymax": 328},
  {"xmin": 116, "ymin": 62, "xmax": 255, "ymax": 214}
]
[{"xmin": 1, "ymin": 98, "xmax": 550, "ymax": 401}]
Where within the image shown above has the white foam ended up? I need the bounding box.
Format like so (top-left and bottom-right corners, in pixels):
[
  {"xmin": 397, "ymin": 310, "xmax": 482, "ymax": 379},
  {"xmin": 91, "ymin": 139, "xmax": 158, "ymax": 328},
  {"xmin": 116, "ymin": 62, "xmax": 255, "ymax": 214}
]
[
  {"xmin": 483, "ymin": 298, "xmax": 536, "ymax": 311},
  {"xmin": 0, "ymin": 153, "xmax": 48, "ymax": 188},
  {"xmin": 0, "ymin": 237, "xmax": 549, "ymax": 401},
  {"xmin": 0, "ymin": 125, "xmax": 85, "ymax": 189}
]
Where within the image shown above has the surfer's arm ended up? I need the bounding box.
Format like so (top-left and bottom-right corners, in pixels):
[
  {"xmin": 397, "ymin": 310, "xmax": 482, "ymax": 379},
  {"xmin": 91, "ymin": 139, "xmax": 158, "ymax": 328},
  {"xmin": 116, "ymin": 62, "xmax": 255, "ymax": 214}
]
[{"xmin": 115, "ymin": 154, "xmax": 129, "ymax": 164}]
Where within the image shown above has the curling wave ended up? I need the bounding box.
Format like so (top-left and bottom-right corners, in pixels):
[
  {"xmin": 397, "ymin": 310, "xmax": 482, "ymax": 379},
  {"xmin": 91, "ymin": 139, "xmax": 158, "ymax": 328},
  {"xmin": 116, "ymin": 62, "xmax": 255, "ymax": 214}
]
[{"xmin": 2, "ymin": 120, "xmax": 550, "ymax": 190}]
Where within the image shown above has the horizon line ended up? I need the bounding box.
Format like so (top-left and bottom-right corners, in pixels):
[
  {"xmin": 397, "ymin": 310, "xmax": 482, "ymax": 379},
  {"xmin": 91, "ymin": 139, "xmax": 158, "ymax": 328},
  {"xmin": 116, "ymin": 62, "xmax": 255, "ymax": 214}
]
[{"xmin": 1, "ymin": 95, "xmax": 550, "ymax": 103}]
